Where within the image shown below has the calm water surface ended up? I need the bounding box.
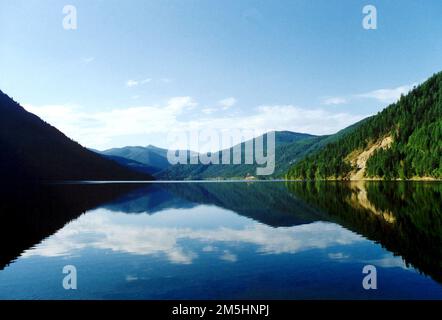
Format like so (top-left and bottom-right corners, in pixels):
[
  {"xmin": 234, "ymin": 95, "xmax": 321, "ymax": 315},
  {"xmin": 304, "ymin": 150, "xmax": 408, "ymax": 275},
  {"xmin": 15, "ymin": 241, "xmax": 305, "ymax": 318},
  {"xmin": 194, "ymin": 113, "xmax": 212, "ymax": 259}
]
[{"xmin": 0, "ymin": 181, "xmax": 441, "ymax": 299}]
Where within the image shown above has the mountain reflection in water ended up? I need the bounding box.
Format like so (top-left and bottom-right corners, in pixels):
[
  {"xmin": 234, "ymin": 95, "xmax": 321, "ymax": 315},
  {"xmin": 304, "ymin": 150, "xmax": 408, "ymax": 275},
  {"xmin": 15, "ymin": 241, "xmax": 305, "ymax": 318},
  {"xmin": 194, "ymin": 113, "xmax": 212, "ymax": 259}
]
[{"xmin": 0, "ymin": 181, "xmax": 441, "ymax": 299}]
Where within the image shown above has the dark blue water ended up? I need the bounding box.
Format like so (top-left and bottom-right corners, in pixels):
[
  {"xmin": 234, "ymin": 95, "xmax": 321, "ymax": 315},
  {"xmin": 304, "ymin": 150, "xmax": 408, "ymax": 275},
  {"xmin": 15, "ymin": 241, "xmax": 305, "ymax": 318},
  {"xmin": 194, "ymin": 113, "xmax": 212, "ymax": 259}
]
[{"xmin": 0, "ymin": 181, "xmax": 441, "ymax": 299}]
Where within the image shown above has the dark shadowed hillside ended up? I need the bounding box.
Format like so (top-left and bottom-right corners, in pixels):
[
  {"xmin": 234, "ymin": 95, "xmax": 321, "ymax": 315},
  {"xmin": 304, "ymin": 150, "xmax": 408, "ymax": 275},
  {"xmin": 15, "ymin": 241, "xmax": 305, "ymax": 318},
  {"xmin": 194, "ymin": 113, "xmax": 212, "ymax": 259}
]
[
  {"xmin": 0, "ymin": 90, "xmax": 152, "ymax": 181},
  {"xmin": 0, "ymin": 183, "xmax": 141, "ymax": 270}
]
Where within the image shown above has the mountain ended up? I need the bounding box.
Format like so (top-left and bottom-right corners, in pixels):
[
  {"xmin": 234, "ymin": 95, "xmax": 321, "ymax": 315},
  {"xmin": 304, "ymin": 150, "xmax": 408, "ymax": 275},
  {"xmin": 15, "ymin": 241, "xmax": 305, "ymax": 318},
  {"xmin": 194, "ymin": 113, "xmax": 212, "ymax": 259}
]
[
  {"xmin": 287, "ymin": 72, "xmax": 442, "ymax": 180},
  {"xmin": 0, "ymin": 90, "xmax": 153, "ymax": 181},
  {"xmin": 157, "ymin": 131, "xmax": 327, "ymax": 179},
  {"xmin": 103, "ymin": 184, "xmax": 196, "ymax": 215},
  {"xmin": 97, "ymin": 145, "xmax": 172, "ymax": 174},
  {"xmin": 274, "ymin": 122, "xmax": 368, "ymax": 176},
  {"xmin": 100, "ymin": 154, "xmax": 160, "ymax": 176},
  {"xmin": 0, "ymin": 183, "xmax": 141, "ymax": 270},
  {"xmin": 286, "ymin": 181, "xmax": 442, "ymax": 283}
]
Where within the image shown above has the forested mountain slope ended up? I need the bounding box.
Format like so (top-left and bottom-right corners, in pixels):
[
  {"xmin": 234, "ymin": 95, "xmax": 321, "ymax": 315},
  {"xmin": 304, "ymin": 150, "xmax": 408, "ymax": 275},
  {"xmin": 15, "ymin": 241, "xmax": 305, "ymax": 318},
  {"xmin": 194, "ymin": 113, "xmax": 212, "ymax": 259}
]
[
  {"xmin": 157, "ymin": 131, "xmax": 323, "ymax": 179},
  {"xmin": 287, "ymin": 72, "xmax": 442, "ymax": 180}
]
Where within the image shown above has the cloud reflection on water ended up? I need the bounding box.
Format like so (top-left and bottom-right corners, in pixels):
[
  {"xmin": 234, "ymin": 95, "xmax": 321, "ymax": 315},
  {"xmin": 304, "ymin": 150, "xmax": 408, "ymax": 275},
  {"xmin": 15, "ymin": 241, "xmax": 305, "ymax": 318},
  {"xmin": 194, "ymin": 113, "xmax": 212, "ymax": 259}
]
[{"xmin": 23, "ymin": 205, "xmax": 367, "ymax": 265}]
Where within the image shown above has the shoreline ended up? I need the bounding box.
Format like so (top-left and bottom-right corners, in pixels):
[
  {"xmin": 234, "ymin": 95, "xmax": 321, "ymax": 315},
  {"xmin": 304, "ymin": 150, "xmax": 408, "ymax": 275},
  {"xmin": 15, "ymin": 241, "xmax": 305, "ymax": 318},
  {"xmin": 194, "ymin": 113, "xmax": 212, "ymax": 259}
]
[{"xmin": 47, "ymin": 178, "xmax": 442, "ymax": 184}]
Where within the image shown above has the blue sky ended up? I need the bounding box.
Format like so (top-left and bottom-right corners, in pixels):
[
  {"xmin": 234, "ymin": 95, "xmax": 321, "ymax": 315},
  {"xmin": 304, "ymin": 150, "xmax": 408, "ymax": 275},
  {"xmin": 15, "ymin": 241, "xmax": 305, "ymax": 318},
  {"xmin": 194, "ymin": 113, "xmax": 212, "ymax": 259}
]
[{"xmin": 1, "ymin": 0, "xmax": 442, "ymax": 150}]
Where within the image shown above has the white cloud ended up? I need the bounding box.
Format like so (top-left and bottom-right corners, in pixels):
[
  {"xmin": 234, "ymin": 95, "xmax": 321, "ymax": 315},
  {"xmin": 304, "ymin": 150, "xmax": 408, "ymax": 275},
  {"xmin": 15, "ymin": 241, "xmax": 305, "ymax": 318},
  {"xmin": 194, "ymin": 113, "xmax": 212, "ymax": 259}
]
[
  {"xmin": 218, "ymin": 97, "xmax": 237, "ymax": 109},
  {"xmin": 22, "ymin": 207, "xmax": 365, "ymax": 265},
  {"xmin": 167, "ymin": 96, "xmax": 198, "ymax": 113},
  {"xmin": 328, "ymin": 252, "xmax": 350, "ymax": 260},
  {"xmin": 201, "ymin": 108, "xmax": 217, "ymax": 115},
  {"xmin": 24, "ymin": 99, "xmax": 365, "ymax": 150},
  {"xmin": 202, "ymin": 245, "xmax": 216, "ymax": 252},
  {"xmin": 220, "ymin": 250, "xmax": 237, "ymax": 262},
  {"xmin": 24, "ymin": 96, "xmax": 197, "ymax": 149},
  {"xmin": 126, "ymin": 78, "xmax": 152, "ymax": 87},
  {"xmin": 357, "ymin": 84, "xmax": 416, "ymax": 103},
  {"xmin": 324, "ymin": 83, "xmax": 417, "ymax": 107},
  {"xmin": 126, "ymin": 79, "xmax": 139, "ymax": 87},
  {"xmin": 363, "ymin": 254, "xmax": 411, "ymax": 270},
  {"xmin": 322, "ymin": 97, "xmax": 348, "ymax": 105}
]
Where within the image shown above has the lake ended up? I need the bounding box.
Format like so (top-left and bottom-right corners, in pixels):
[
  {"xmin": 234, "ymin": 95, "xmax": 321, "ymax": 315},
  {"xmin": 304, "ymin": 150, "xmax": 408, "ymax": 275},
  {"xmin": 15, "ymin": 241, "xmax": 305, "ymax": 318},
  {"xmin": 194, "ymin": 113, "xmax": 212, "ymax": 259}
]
[{"xmin": 0, "ymin": 181, "xmax": 441, "ymax": 299}]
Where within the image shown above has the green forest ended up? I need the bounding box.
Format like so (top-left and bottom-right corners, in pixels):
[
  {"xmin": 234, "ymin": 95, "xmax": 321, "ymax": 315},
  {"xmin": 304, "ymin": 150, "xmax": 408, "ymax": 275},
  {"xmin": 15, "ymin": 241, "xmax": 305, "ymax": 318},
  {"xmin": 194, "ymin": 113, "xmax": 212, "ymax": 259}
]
[{"xmin": 287, "ymin": 72, "xmax": 442, "ymax": 180}]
